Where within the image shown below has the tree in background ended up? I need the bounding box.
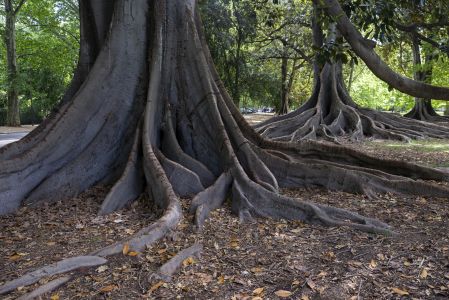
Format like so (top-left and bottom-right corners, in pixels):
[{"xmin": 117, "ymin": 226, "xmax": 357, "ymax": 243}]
[
  {"xmin": 201, "ymin": 0, "xmax": 314, "ymax": 111},
  {"xmin": 0, "ymin": 0, "xmax": 79, "ymax": 125},
  {"xmin": 347, "ymin": 0, "xmax": 449, "ymax": 121},
  {"xmin": 253, "ymin": 0, "xmax": 313, "ymax": 114},
  {"xmin": 255, "ymin": 0, "xmax": 449, "ymax": 142},
  {"xmin": 392, "ymin": 0, "xmax": 449, "ymax": 121},
  {"xmin": 200, "ymin": 0, "xmax": 257, "ymax": 106},
  {"xmin": 2, "ymin": 0, "xmax": 27, "ymax": 126}
]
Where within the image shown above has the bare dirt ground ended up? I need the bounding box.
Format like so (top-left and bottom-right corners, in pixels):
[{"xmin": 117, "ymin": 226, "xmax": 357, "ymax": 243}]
[
  {"xmin": 1, "ymin": 116, "xmax": 449, "ymax": 300},
  {"xmin": 243, "ymin": 113, "xmax": 275, "ymax": 126}
]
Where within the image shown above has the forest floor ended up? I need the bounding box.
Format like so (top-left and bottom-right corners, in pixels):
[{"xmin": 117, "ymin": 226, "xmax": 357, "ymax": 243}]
[{"xmin": 1, "ymin": 117, "xmax": 449, "ymax": 300}]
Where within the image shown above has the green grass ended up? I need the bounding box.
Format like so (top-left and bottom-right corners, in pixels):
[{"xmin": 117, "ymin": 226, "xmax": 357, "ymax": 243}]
[{"xmin": 365, "ymin": 139, "xmax": 449, "ymax": 153}]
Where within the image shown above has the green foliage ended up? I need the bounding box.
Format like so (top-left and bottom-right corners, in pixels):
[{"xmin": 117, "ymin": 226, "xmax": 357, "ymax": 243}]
[
  {"xmin": 0, "ymin": 0, "xmax": 79, "ymax": 125},
  {"xmin": 200, "ymin": 0, "xmax": 314, "ymax": 110}
]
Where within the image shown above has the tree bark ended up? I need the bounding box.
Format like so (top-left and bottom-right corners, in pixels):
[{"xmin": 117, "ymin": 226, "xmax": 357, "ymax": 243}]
[
  {"xmin": 2, "ymin": 1, "xmax": 449, "ymax": 295},
  {"xmin": 4, "ymin": 0, "xmax": 20, "ymax": 126},
  {"xmin": 280, "ymin": 56, "xmax": 289, "ymax": 115},
  {"xmin": 61, "ymin": 0, "xmax": 115, "ymax": 104}
]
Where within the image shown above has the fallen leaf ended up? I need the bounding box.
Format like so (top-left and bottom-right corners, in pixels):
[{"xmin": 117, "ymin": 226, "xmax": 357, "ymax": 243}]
[
  {"xmin": 47, "ymin": 241, "xmax": 56, "ymax": 246},
  {"xmin": 96, "ymin": 265, "xmax": 109, "ymax": 273},
  {"xmin": 348, "ymin": 260, "xmax": 362, "ymax": 267},
  {"xmin": 301, "ymin": 295, "xmax": 310, "ymax": 300},
  {"xmin": 369, "ymin": 260, "xmax": 378, "ymax": 269},
  {"xmin": 275, "ymin": 290, "xmax": 292, "ymax": 298},
  {"xmin": 292, "ymin": 280, "xmax": 300, "ymax": 285},
  {"xmin": 420, "ymin": 268, "xmax": 428, "ymax": 279},
  {"xmin": 323, "ymin": 251, "xmax": 336, "ymax": 260},
  {"xmin": 122, "ymin": 244, "xmax": 129, "ymax": 255},
  {"xmin": 391, "ymin": 287, "xmax": 409, "ymax": 296},
  {"xmin": 148, "ymin": 281, "xmax": 164, "ymax": 293},
  {"xmin": 318, "ymin": 271, "xmax": 327, "ymax": 277},
  {"xmin": 250, "ymin": 267, "xmax": 264, "ymax": 274},
  {"xmin": 128, "ymin": 251, "xmax": 139, "ymax": 257},
  {"xmin": 182, "ymin": 257, "xmax": 195, "ymax": 267},
  {"xmin": 253, "ymin": 287, "xmax": 264, "ymax": 295},
  {"xmin": 403, "ymin": 261, "xmax": 411, "ymax": 266},
  {"xmin": 217, "ymin": 275, "xmax": 225, "ymax": 284},
  {"xmin": 50, "ymin": 294, "xmax": 59, "ymax": 300},
  {"xmin": 9, "ymin": 254, "xmax": 21, "ymax": 261},
  {"xmin": 306, "ymin": 278, "xmax": 316, "ymax": 290},
  {"xmin": 196, "ymin": 272, "xmax": 213, "ymax": 284},
  {"xmin": 157, "ymin": 248, "xmax": 167, "ymax": 254},
  {"xmin": 178, "ymin": 223, "xmax": 189, "ymax": 230},
  {"xmin": 252, "ymin": 297, "xmax": 263, "ymax": 300},
  {"xmin": 100, "ymin": 285, "xmax": 116, "ymax": 293},
  {"xmin": 125, "ymin": 229, "xmax": 135, "ymax": 235},
  {"xmin": 230, "ymin": 241, "xmax": 239, "ymax": 249}
]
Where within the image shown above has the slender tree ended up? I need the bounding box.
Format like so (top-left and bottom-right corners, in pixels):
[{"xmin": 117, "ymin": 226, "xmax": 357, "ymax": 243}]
[
  {"xmin": 2, "ymin": 0, "xmax": 27, "ymax": 126},
  {"xmin": 403, "ymin": 36, "xmax": 446, "ymax": 121},
  {"xmin": 2, "ymin": 0, "xmax": 449, "ymax": 295}
]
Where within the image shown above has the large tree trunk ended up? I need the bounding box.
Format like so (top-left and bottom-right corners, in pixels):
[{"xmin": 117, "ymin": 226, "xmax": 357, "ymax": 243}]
[
  {"xmin": 404, "ymin": 37, "xmax": 447, "ymax": 121},
  {"xmin": 4, "ymin": 0, "xmax": 20, "ymax": 127},
  {"xmin": 2, "ymin": 0, "xmax": 449, "ymax": 295}
]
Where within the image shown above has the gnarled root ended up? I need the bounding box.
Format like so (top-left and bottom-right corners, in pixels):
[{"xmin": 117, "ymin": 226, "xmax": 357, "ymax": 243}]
[
  {"xmin": 17, "ymin": 276, "xmax": 72, "ymax": 300},
  {"xmin": 255, "ymin": 64, "xmax": 449, "ymax": 142},
  {"xmin": 0, "ymin": 256, "xmax": 106, "ymax": 295},
  {"xmin": 153, "ymin": 244, "xmax": 203, "ymax": 282},
  {"xmin": 190, "ymin": 172, "xmax": 233, "ymax": 229},
  {"xmin": 404, "ymin": 99, "xmax": 449, "ymax": 122}
]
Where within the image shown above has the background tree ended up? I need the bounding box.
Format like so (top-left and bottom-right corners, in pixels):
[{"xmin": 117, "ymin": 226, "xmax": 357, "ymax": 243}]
[
  {"xmin": 255, "ymin": 0, "xmax": 449, "ymax": 142},
  {"xmin": 349, "ymin": 0, "xmax": 449, "ymax": 121},
  {"xmin": 2, "ymin": 0, "xmax": 27, "ymax": 126},
  {"xmin": 200, "ymin": 0, "xmax": 257, "ymax": 105},
  {"xmin": 0, "ymin": 0, "xmax": 79, "ymax": 125},
  {"xmin": 252, "ymin": 0, "xmax": 313, "ymax": 114}
]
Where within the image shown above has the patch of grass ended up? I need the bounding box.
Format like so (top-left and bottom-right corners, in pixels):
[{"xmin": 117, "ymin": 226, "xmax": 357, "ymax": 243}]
[{"xmin": 366, "ymin": 139, "xmax": 449, "ymax": 153}]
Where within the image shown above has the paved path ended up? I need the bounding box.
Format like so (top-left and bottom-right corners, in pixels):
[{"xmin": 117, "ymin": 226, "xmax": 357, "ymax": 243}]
[{"xmin": 0, "ymin": 132, "xmax": 29, "ymax": 148}]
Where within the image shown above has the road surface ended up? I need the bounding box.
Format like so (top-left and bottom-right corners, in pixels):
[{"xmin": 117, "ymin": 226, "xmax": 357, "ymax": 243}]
[{"xmin": 0, "ymin": 132, "xmax": 28, "ymax": 148}]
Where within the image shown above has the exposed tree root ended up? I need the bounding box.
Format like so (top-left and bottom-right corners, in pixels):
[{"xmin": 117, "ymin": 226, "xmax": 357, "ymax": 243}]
[
  {"xmin": 99, "ymin": 126, "xmax": 144, "ymax": 215},
  {"xmin": 404, "ymin": 99, "xmax": 449, "ymax": 122},
  {"xmin": 2, "ymin": 0, "xmax": 449, "ymax": 297},
  {"xmin": 255, "ymin": 63, "xmax": 449, "ymax": 142},
  {"xmin": 0, "ymin": 256, "xmax": 106, "ymax": 295},
  {"xmin": 190, "ymin": 172, "xmax": 233, "ymax": 229},
  {"xmin": 17, "ymin": 276, "xmax": 72, "ymax": 300},
  {"xmin": 154, "ymin": 244, "xmax": 203, "ymax": 282}
]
